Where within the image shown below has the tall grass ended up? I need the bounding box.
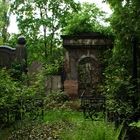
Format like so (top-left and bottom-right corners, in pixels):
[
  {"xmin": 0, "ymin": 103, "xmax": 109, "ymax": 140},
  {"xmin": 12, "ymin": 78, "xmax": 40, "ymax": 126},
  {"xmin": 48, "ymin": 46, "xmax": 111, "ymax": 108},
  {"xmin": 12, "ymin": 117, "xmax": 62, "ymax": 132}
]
[
  {"xmin": 0, "ymin": 109, "xmax": 126, "ymax": 140},
  {"xmin": 60, "ymin": 120, "xmax": 125, "ymax": 140},
  {"xmin": 44, "ymin": 109, "xmax": 125, "ymax": 140}
]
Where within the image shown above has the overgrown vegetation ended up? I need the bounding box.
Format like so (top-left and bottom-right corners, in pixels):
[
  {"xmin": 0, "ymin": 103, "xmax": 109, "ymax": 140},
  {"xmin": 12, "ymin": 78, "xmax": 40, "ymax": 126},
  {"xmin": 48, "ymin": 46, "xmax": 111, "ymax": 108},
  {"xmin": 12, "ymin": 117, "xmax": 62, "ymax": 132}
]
[
  {"xmin": 0, "ymin": 66, "xmax": 125, "ymax": 139},
  {"xmin": 63, "ymin": 2, "xmax": 112, "ymax": 35},
  {"xmin": 0, "ymin": 68, "xmax": 45, "ymax": 128},
  {"xmin": 102, "ymin": 0, "xmax": 140, "ymax": 123},
  {"xmin": 0, "ymin": 0, "xmax": 140, "ymax": 139},
  {"xmin": 0, "ymin": 0, "xmax": 10, "ymax": 44},
  {"xmin": 0, "ymin": 107, "xmax": 125, "ymax": 140}
]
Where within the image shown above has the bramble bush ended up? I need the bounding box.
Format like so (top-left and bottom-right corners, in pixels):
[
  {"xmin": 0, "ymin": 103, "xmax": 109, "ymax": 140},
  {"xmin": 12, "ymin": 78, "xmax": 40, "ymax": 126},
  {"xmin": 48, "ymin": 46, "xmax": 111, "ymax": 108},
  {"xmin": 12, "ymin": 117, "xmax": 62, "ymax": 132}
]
[{"xmin": 44, "ymin": 90, "xmax": 69, "ymax": 110}]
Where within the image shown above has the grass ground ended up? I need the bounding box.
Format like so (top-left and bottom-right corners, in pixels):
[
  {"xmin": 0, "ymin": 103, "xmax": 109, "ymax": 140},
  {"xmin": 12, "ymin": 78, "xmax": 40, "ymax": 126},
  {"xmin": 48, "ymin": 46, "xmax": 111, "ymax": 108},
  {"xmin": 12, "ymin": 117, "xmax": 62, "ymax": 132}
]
[{"xmin": 0, "ymin": 108, "xmax": 125, "ymax": 140}]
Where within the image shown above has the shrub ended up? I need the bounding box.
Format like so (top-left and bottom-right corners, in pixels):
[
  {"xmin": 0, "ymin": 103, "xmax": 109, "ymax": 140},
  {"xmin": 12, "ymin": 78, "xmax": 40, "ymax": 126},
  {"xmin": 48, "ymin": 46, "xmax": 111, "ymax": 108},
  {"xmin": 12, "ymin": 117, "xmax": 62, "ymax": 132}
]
[
  {"xmin": 0, "ymin": 68, "xmax": 45, "ymax": 128},
  {"xmin": 0, "ymin": 68, "xmax": 19, "ymax": 126},
  {"xmin": 63, "ymin": 100, "xmax": 81, "ymax": 111},
  {"xmin": 44, "ymin": 90, "xmax": 69, "ymax": 109},
  {"xmin": 102, "ymin": 46, "xmax": 135, "ymax": 123}
]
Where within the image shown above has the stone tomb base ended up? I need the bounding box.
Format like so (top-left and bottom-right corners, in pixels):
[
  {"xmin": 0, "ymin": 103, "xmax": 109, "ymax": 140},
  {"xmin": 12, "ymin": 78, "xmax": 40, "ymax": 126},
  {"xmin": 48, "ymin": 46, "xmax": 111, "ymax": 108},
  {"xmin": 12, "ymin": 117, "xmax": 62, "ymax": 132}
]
[{"xmin": 64, "ymin": 80, "xmax": 78, "ymax": 99}]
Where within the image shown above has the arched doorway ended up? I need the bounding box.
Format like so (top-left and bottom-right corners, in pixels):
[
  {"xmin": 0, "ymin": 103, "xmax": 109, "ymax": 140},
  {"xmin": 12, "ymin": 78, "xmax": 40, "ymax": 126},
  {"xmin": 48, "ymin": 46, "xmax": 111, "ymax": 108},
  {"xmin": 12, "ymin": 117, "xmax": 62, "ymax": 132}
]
[{"xmin": 78, "ymin": 57, "xmax": 100, "ymax": 97}]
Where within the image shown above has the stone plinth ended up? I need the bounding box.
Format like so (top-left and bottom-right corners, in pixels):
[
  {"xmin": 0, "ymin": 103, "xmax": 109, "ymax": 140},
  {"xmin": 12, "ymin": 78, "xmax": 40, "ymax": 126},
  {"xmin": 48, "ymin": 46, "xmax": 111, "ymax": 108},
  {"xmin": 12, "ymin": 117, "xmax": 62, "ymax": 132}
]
[{"xmin": 64, "ymin": 80, "xmax": 78, "ymax": 98}]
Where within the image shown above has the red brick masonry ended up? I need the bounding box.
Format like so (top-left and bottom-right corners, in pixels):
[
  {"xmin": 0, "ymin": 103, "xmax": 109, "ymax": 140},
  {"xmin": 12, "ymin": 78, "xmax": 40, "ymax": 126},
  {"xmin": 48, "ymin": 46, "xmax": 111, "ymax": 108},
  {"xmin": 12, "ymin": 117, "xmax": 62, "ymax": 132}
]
[{"xmin": 64, "ymin": 80, "xmax": 78, "ymax": 98}]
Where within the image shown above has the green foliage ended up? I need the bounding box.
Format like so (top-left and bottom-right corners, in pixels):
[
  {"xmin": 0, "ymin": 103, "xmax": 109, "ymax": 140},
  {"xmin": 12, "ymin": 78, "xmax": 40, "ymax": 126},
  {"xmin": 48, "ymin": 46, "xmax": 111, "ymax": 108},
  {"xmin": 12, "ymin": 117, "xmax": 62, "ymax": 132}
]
[
  {"xmin": 63, "ymin": 2, "xmax": 112, "ymax": 35},
  {"xmin": 0, "ymin": 0, "xmax": 10, "ymax": 44},
  {"xmin": 102, "ymin": 47, "xmax": 134, "ymax": 121},
  {"xmin": 2, "ymin": 109, "xmax": 125, "ymax": 140},
  {"xmin": 102, "ymin": 0, "xmax": 140, "ymax": 122},
  {"xmin": 0, "ymin": 68, "xmax": 19, "ymax": 126},
  {"xmin": 9, "ymin": 1, "xmax": 113, "ymax": 69},
  {"xmin": 45, "ymin": 90, "xmax": 69, "ymax": 110},
  {"xmin": 44, "ymin": 47, "xmax": 64, "ymax": 75},
  {"xmin": 10, "ymin": 0, "xmax": 80, "ymax": 63},
  {"xmin": 0, "ymin": 68, "xmax": 45, "ymax": 128},
  {"xmin": 0, "ymin": 69, "xmax": 126, "ymax": 139},
  {"xmin": 128, "ymin": 120, "xmax": 140, "ymax": 139},
  {"xmin": 7, "ymin": 33, "xmax": 18, "ymax": 47},
  {"xmin": 129, "ymin": 120, "xmax": 140, "ymax": 128},
  {"xmin": 105, "ymin": 0, "xmax": 140, "ymax": 48},
  {"xmin": 61, "ymin": 120, "xmax": 125, "ymax": 140},
  {"xmin": 44, "ymin": 110, "xmax": 125, "ymax": 140}
]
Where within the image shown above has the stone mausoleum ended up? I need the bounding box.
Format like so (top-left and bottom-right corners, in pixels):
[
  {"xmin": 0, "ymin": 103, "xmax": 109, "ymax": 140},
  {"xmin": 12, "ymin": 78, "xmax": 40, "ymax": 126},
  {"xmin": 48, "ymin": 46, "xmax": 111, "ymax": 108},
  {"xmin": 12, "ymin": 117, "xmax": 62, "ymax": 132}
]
[{"xmin": 61, "ymin": 32, "xmax": 113, "ymax": 98}]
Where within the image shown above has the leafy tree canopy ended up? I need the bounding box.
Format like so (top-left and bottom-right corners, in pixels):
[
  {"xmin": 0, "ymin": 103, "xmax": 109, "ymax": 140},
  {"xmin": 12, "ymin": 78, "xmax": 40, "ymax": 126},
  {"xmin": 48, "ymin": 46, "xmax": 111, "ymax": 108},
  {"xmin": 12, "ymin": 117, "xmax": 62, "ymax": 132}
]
[
  {"xmin": 105, "ymin": 0, "xmax": 140, "ymax": 42},
  {"xmin": 0, "ymin": 0, "xmax": 10, "ymax": 44},
  {"xmin": 10, "ymin": 0, "xmax": 80, "ymax": 63},
  {"xmin": 63, "ymin": 2, "xmax": 112, "ymax": 36},
  {"xmin": 102, "ymin": 0, "xmax": 140, "ymax": 120}
]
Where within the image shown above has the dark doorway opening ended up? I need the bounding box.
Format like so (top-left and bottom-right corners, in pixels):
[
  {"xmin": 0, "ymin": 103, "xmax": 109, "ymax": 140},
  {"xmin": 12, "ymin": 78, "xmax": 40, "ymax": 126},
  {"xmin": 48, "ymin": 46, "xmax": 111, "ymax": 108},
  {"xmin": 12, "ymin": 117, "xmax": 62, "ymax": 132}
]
[{"xmin": 78, "ymin": 57, "xmax": 100, "ymax": 97}]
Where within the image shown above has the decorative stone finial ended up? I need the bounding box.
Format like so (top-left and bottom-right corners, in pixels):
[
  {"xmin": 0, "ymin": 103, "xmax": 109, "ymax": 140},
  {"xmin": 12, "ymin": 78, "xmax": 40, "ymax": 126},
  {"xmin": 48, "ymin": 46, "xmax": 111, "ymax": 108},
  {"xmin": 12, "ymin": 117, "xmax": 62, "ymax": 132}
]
[{"xmin": 17, "ymin": 36, "xmax": 26, "ymax": 45}]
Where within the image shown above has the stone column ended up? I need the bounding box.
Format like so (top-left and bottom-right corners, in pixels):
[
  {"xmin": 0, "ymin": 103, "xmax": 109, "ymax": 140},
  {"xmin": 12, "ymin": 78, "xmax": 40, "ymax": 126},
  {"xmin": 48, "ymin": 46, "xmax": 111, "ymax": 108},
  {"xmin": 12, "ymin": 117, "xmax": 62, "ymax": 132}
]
[{"xmin": 15, "ymin": 36, "xmax": 27, "ymax": 73}]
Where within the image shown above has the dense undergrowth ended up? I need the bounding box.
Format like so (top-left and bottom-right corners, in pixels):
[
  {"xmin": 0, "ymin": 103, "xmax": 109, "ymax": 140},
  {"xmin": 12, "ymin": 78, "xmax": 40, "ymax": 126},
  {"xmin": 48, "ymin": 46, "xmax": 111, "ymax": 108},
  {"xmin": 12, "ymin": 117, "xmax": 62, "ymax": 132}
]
[
  {"xmin": 0, "ymin": 68, "xmax": 126, "ymax": 140},
  {"xmin": 0, "ymin": 109, "xmax": 125, "ymax": 140},
  {"xmin": 0, "ymin": 88, "xmax": 125, "ymax": 140}
]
